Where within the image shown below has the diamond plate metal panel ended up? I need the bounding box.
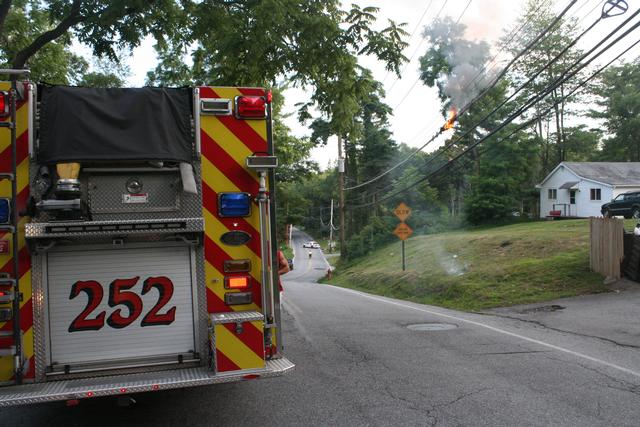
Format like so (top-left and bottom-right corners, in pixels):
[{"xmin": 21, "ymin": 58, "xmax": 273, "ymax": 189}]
[
  {"xmin": 25, "ymin": 218, "xmax": 203, "ymax": 239},
  {"xmin": 31, "ymin": 253, "xmax": 47, "ymax": 382},
  {"xmin": 211, "ymin": 311, "xmax": 263, "ymax": 324},
  {"xmin": 87, "ymin": 170, "xmax": 181, "ymax": 214},
  {"xmin": 194, "ymin": 244, "xmax": 208, "ymax": 370},
  {"xmin": 0, "ymin": 358, "xmax": 294, "ymax": 406}
]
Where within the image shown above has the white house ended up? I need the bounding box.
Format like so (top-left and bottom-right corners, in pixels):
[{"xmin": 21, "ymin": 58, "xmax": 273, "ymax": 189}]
[{"xmin": 537, "ymin": 162, "xmax": 640, "ymax": 218}]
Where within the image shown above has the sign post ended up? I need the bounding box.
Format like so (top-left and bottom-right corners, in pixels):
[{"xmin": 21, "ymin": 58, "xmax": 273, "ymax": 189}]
[{"xmin": 393, "ymin": 203, "xmax": 413, "ymax": 271}]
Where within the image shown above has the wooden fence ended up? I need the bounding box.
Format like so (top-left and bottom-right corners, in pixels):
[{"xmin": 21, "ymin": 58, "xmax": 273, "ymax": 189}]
[{"xmin": 590, "ymin": 217, "xmax": 624, "ymax": 279}]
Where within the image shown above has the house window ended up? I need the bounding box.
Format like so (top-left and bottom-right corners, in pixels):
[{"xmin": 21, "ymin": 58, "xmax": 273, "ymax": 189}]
[
  {"xmin": 548, "ymin": 189, "xmax": 557, "ymax": 200},
  {"xmin": 570, "ymin": 190, "xmax": 576, "ymax": 204},
  {"xmin": 590, "ymin": 188, "xmax": 601, "ymax": 201}
]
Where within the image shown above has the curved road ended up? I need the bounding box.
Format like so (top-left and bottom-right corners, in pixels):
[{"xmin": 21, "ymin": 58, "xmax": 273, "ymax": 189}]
[{"xmin": 3, "ymin": 228, "xmax": 640, "ymax": 425}]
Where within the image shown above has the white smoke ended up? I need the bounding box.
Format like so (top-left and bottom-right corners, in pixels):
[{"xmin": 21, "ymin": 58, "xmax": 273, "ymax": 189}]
[{"xmin": 422, "ymin": 17, "xmax": 495, "ymax": 108}]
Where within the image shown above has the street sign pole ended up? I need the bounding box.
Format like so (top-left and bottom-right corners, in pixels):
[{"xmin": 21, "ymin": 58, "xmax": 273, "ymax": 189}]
[{"xmin": 393, "ymin": 202, "xmax": 412, "ymax": 271}]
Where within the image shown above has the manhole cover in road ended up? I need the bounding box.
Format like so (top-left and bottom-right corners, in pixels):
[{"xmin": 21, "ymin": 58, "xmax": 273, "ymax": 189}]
[{"xmin": 406, "ymin": 323, "xmax": 458, "ymax": 331}]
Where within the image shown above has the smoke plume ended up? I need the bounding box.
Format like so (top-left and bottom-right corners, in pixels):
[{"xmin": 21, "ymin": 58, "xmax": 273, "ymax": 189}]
[{"xmin": 421, "ymin": 17, "xmax": 494, "ymax": 108}]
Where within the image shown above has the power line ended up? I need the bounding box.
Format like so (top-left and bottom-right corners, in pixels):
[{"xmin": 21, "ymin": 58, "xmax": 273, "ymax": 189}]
[
  {"xmin": 384, "ymin": 0, "xmax": 619, "ymax": 194},
  {"xmin": 393, "ymin": 0, "xmax": 589, "ymax": 160},
  {"xmin": 345, "ymin": 0, "xmax": 579, "ymax": 193},
  {"xmin": 355, "ymin": 0, "xmax": 624, "ymax": 200},
  {"xmin": 350, "ymin": 7, "xmax": 640, "ymax": 206},
  {"xmin": 456, "ymin": 0, "xmax": 579, "ymax": 118},
  {"xmin": 394, "ymin": 2, "xmax": 547, "ymax": 150},
  {"xmin": 349, "ymin": 18, "xmax": 640, "ymax": 210},
  {"xmin": 350, "ymin": 0, "xmax": 620, "ymax": 204},
  {"xmin": 455, "ymin": 0, "xmax": 554, "ymax": 108}
]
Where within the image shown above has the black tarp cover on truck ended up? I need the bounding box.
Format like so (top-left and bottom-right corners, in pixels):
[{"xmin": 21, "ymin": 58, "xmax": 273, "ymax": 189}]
[{"xmin": 38, "ymin": 86, "xmax": 192, "ymax": 163}]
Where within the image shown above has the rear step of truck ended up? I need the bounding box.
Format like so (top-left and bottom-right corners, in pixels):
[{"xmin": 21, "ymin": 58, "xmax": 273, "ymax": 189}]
[{"xmin": 0, "ymin": 358, "xmax": 294, "ymax": 406}]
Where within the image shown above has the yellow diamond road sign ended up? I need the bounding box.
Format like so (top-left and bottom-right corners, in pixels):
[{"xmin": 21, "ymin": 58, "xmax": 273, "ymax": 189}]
[
  {"xmin": 394, "ymin": 202, "xmax": 412, "ymax": 222},
  {"xmin": 394, "ymin": 222, "xmax": 413, "ymax": 241}
]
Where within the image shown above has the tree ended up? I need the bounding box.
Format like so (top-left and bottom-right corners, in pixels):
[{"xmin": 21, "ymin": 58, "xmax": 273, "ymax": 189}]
[
  {"xmin": 502, "ymin": 0, "xmax": 586, "ymax": 173},
  {"xmin": 465, "ymin": 127, "xmax": 538, "ymax": 224},
  {"xmin": 0, "ymin": 0, "xmax": 184, "ymax": 70},
  {"xmin": 1, "ymin": 0, "xmax": 86, "ymax": 83},
  {"xmin": 591, "ymin": 61, "xmax": 640, "ymax": 161}
]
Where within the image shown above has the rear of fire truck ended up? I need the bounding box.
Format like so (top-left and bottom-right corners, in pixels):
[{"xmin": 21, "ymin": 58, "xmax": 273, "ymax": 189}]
[{"xmin": 0, "ymin": 69, "xmax": 293, "ymax": 406}]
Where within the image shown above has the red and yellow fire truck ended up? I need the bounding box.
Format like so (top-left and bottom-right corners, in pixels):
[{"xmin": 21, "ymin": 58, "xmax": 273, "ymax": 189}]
[{"xmin": 0, "ymin": 69, "xmax": 293, "ymax": 406}]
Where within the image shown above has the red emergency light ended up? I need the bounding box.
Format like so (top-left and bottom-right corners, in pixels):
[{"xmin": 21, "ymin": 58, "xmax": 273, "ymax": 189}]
[
  {"xmin": 224, "ymin": 275, "xmax": 251, "ymax": 290},
  {"xmin": 0, "ymin": 91, "xmax": 9, "ymax": 117},
  {"xmin": 235, "ymin": 96, "xmax": 266, "ymax": 119}
]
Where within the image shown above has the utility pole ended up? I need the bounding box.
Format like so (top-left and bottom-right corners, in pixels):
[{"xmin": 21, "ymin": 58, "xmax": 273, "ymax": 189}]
[
  {"xmin": 338, "ymin": 135, "xmax": 346, "ymax": 258},
  {"xmin": 329, "ymin": 199, "xmax": 334, "ymax": 253}
]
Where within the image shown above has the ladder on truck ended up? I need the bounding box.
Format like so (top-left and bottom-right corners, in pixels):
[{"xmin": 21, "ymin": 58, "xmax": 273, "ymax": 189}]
[{"xmin": 0, "ymin": 69, "xmax": 30, "ymax": 384}]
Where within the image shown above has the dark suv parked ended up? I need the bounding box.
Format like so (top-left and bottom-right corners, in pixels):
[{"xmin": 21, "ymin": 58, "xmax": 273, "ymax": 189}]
[{"xmin": 601, "ymin": 191, "xmax": 640, "ymax": 218}]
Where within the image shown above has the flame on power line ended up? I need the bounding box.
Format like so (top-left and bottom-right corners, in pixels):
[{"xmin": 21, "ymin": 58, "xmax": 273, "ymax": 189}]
[{"xmin": 442, "ymin": 107, "xmax": 457, "ymax": 131}]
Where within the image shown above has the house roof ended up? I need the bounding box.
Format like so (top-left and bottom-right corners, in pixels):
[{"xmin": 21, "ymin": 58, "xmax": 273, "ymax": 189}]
[
  {"xmin": 563, "ymin": 162, "xmax": 640, "ymax": 186},
  {"xmin": 539, "ymin": 162, "xmax": 640, "ymax": 187},
  {"xmin": 559, "ymin": 181, "xmax": 579, "ymax": 189}
]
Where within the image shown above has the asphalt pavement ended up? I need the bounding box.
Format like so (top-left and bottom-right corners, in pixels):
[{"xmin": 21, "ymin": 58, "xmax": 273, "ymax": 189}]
[{"xmin": 3, "ymin": 228, "xmax": 640, "ymax": 426}]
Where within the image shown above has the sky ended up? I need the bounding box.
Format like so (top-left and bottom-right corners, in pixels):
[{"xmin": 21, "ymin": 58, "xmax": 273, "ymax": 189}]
[{"xmin": 120, "ymin": 0, "xmax": 639, "ymax": 169}]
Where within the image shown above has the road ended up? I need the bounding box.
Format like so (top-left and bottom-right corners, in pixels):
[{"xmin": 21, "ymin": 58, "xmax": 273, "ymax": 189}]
[{"xmin": 3, "ymin": 228, "xmax": 640, "ymax": 426}]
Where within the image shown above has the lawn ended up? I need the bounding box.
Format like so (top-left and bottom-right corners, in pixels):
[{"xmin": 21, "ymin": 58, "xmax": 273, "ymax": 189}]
[{"xmin": 325, "ymin": 219, "xmax": 612, "ymax": 311}]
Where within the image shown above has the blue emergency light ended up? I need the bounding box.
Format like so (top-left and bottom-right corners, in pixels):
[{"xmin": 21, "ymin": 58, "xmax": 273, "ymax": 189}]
[
  {"xmin": 219, "ymin": 193, "xmax": 251, "ymax": 217},
  {"xmin": 0, "ymin": 199, "xmax": 10, "ymax": 224}
]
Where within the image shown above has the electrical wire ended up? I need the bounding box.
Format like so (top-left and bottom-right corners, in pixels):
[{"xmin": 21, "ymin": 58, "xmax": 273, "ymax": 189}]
[
  {"xmin": 348, "ymin": 7, "xmax": 640, "ymax": 205},
  {"xmin": 349, "ymin": 0, "xmax": 618, "ymax": 204},
  {"xmin": 392, "ymin": 0, "xmax": 588, "ymax": 158},
  {"xmin": 349, "ymin": 26, "xmax": 640, "ymax": 209},
  {"xmin": 395, "ymin": 1, "xmax": 548, "ymax": 150},
  {"xmin": 345, "ymin": 0, "xmax": 579, "ymax": 192}
]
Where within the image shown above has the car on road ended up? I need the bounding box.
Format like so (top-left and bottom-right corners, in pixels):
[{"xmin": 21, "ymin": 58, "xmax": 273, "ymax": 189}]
[
  {"xmin": 601, "ymin": 191, "xmax": 640, "ymax": 218},
  {"xmin": 302, "ymin": 241, "xmax": 321, "ymax": 249}
]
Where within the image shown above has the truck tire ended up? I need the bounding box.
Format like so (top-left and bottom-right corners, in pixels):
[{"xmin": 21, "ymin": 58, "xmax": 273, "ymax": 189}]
[
  {"xmin": 633, "ymin": 207, "xmax": 640, "ymax": 219},
  {"xmin": 603, "ymin": 208, "xmax": 611, "ymax": 218}
]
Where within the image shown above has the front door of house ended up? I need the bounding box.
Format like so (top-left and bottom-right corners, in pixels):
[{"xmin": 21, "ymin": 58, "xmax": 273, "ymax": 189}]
[{"xmin": 570, "ymin": 190, "xmax": 576, "ymax": 216}]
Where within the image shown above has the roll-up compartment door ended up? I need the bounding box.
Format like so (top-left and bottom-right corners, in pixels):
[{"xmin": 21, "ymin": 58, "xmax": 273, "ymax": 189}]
[{"xmin": 47, "ymin": 246, "xmax": 196, "ymax": 365}]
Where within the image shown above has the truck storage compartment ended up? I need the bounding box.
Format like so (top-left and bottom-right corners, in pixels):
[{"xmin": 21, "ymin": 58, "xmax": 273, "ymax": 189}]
[
  {"xmin": 86, "ymin": 167, "xmax": 182, "ymax": 214},
  {"xmin": 45, "ymin": 244, "xmax": 198, "ymax": 373}
]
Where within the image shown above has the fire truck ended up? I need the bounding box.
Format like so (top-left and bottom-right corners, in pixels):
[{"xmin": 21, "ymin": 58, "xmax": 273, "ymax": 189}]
[{"xmin": 0, "ymin": 69, "xmax": 293, "ymax": 406}]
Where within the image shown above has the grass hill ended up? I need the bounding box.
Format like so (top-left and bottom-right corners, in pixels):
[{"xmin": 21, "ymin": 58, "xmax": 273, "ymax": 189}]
[{"xmin": 325, "ymin": 220, "xmax": 614, "ymax": 311}]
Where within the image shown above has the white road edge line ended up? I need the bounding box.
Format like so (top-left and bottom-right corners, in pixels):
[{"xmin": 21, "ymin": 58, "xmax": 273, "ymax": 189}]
[{"xmin": 328, "ymin": 285, "xmax": 640, "ymax": 380}]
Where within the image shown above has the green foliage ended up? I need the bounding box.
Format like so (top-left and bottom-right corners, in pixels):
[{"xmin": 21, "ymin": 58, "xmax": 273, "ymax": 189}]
[
  {"xmin": 344, "ymin": 216, "xmax": 396, "ymax": 260},
  {"xmin": 270, "ymin": 87, "xmax": 318, "ymax": 182},
  {"xmin": 591, "ymin": 60, "xmax": 640, "ymax": 161},
  {"xmin": 46, "ymin": 0, "xmax": 185, "ymax": 64},
  {"xmin": 148, "ymin": 0, "xmax": 407, "ymax": 139},
  {"xmin": 465, "ymin": 125, "xmax": 538, "ymax": 224},
  {"xmin": 0, "ymin": 0, "xmax": 85, "ymax": 83},
  {"xmin": 0, "ymin": 0, "xmax": 132, "ymax": 86},
  {"xmin": 501, "ymin": 0, "xmax": 587, "ymax": 171}
]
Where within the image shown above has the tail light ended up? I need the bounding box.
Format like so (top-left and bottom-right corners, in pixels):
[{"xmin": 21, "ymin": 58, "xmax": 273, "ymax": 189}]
[
  {"xmin": 0, "ymin": 91, "xmax": 9, "ymax": 117},
  {"xmin": 224, "ymin": 276, "xmax": 251, "ymax": 290},
  {"xmin": 235, "ymin": 96, "xmax": 266, "ymax": 119}
]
